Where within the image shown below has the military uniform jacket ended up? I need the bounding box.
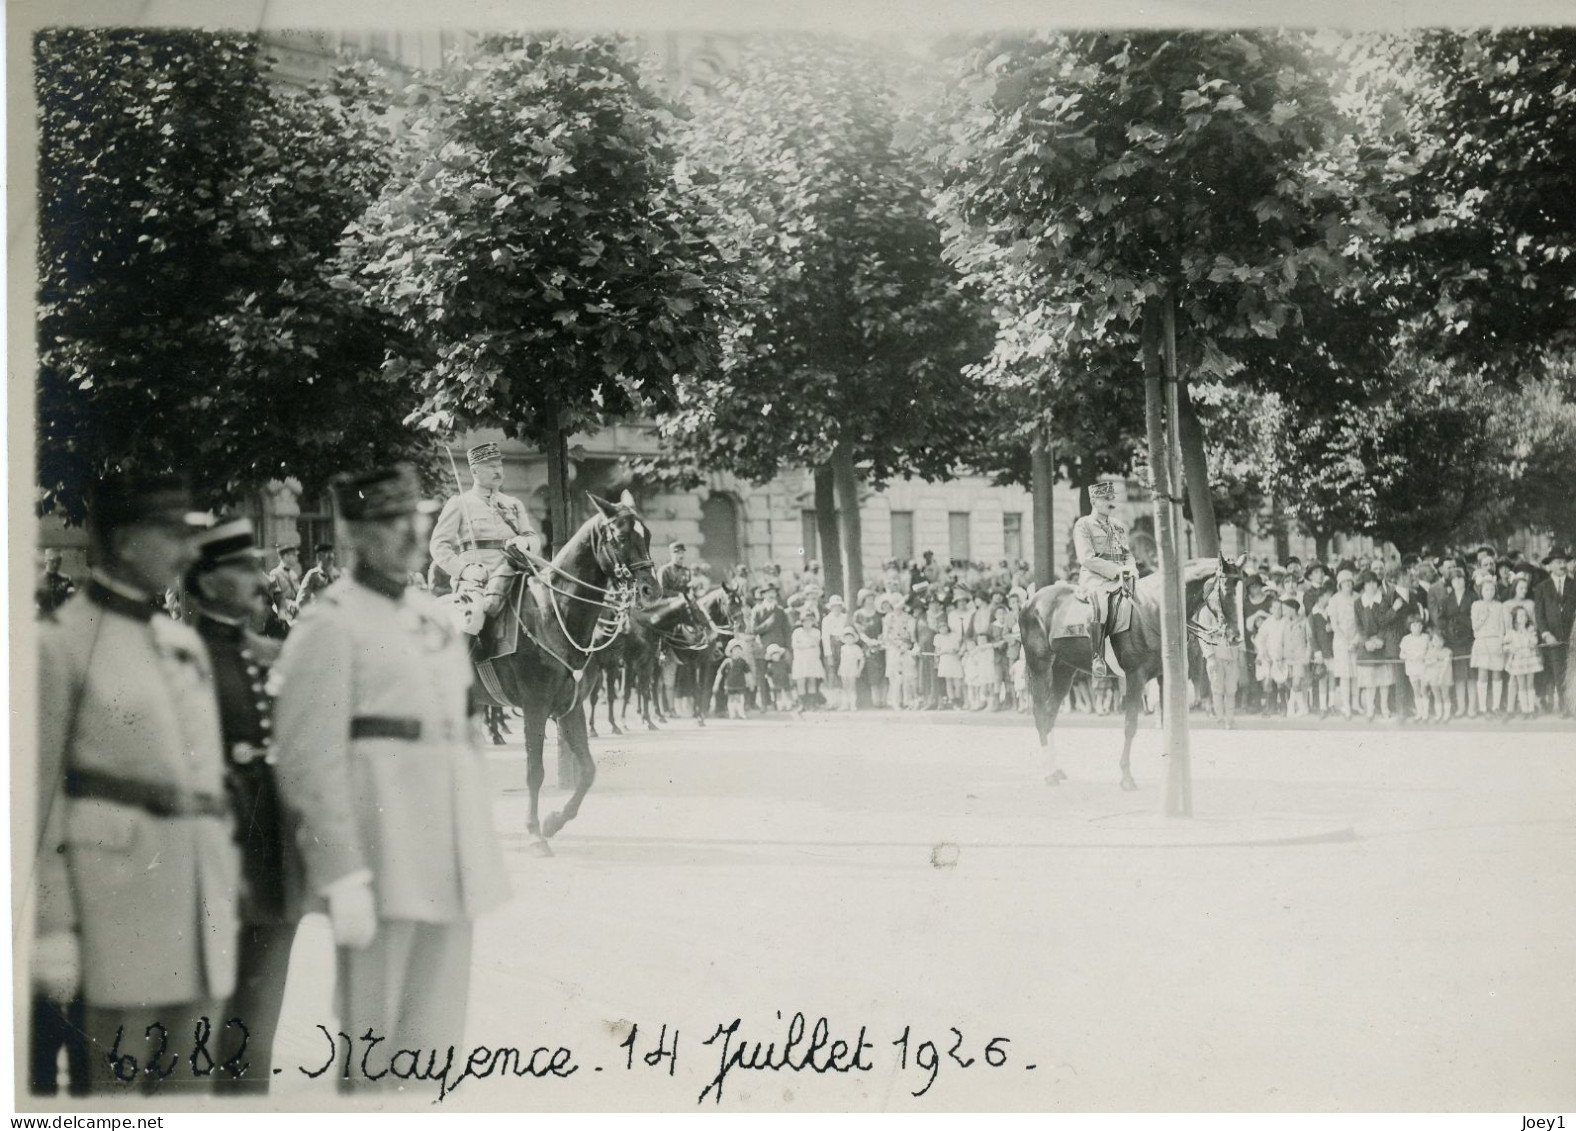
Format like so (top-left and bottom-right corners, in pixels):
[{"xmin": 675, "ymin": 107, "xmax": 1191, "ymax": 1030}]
[
  {"xmin": 35, "ymin": 580, "xmax": 240, "ymax": 1007},
  {"xmin": 196, "ymin": 613, "xmax": 303, "ymax": 925},
  {"xmin": 429, "ymin": 487, "xmax": 531, "ymax": 580},
  {"xmin": 1073, "ymin": 515, "xmax": 1135, "ymax": 589},
  {"xmin": 271, "ymin": 571, "xmax": 510, "ymax": 923}
]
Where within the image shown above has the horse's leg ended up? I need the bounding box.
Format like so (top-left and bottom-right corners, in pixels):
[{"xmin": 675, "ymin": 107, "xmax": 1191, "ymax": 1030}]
[
  {"xmin": 605, "ymin": 658, "xmax": 623, "ymax": 735},
  {"xmin": 542, "ymin": 705, "xmax": 597, "ymax": 840},
  {"xmin": 1043, "ymin": 658, "xmax": 1077, "ymax": 784},
  {"xmin": 521, "ymin": 705, "xmax": 553, "ymax": 854},
  {"xmin": 1119, "ymin": 667, "xmax": 1145, "ymax": 791},
  {"xmin": 586, "ymin": 665, "xmax": 601, "ymax": 738}
]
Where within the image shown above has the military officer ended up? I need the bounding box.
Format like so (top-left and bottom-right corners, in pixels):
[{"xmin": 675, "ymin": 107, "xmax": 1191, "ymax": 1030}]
[
  {"xmin": 272, "ymin": 465, "xmax": 510, "ymax": 1086},
  {"xmin": 294, "ymin": 543, "xmax": 338, "ymax": 609},
  {"xmin": 428, "ymin": 442, "xmax": 538, "ymax": 632},
  {"xmin": 33, "ymin": 473, "xmax": 238, "ymax": 1094},
  {"xmin": 184, "ymin": 518, "xmax": 302, "ymax": 1093},
  {"xmin": 265, "ymin": 544, "xmax": 303, "ymax": 631},
  {"xmin": 657, "ymin": 541, "xmax": 692, "ymax": 598},
  {"xmin": 1072, "ymin": 480, "xmax": 1138, "ymax": 677}
]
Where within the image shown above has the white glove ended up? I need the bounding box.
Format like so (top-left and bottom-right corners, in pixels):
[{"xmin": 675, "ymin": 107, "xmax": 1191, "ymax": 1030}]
[
  {"xmin": 458, "ymin": 563, "xmax": 490, "ymax": 587},
  {"xmin": 324, "ymin": 873, "xmax": 378, "ymax": 950},
  {"xmin": 33, "ymin": 931, "xmax": 80, "ymax": 1001}
]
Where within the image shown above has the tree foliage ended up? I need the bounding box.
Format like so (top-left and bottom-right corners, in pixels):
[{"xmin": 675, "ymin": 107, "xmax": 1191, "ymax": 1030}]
[
  {"xmin": 340, "ymin": 35, "xmax": 734, "ymax": 449},
  {"xmin": 1383, "ymin": 28, "xmax": 1576, "ymax": 375},
  {"xmin": 642, "ymin": 37, "xmax": 997, "ymax": 490},
  {"xmin": 36, "ymin": 28, "xmax": 421, "ymax": 520}
]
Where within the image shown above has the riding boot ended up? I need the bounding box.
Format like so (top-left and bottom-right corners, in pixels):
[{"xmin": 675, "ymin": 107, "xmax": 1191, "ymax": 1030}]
[{"xmin": 1089, "ymin": 619, "xmax": 1110, "ymax": 678}]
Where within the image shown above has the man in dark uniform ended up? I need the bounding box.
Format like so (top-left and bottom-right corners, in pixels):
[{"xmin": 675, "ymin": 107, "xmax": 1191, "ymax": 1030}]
[
  {"xmin": 658, "ymin": 542, "xmax": 692, "ymax": 598},
  {"xmin": 185, "ymin": 518, "xmax": 302, "ymax": 1093},
  {"xmin": 36, "ymin": 549, "xmax": 77, "ymax": 615},
  {"xmin": 1534, "ymin": 547, "xmax": 1576, "ymax": 715}
]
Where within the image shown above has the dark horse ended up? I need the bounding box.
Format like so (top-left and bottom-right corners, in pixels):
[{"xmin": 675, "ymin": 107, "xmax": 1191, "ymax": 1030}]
[
  {"xmin": 586, "ymin": 593, "xmax": 715, "ymax": 735},
  {"xmin": 483, "ymin": 492, "xmax": 660, "ymax": 853},
  {"xmin": 1020, "ymin": 555, "xmax": 1244, "ymax": 791},
  {"xmin": 675, "ymin": 586, "xmax": 744, "ymax": 725}
]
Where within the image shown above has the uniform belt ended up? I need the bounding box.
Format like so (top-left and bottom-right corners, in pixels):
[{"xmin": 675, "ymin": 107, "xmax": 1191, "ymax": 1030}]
[
  {"xmin": 462, "ymin": 540, "xmax": 506, "ymax": 551},
  {"xmin": 65, "ymin": 768, "xmax": 229, "ymax": 819},
  {"xmin": 350, "ymin": 716, "xmax": 423, "ymax": 741}
]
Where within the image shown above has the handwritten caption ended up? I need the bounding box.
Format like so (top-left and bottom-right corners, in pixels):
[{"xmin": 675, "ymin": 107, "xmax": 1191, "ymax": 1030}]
[{"xmin": 100, "ymin": 1012, "xmax": 1030, "ymax": 1104}]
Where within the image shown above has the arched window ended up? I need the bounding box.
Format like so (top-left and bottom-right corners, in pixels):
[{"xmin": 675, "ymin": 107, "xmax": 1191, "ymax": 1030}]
[{"xmin": 699, "ymin": 493, "xmax": 741, "ymax": 573}]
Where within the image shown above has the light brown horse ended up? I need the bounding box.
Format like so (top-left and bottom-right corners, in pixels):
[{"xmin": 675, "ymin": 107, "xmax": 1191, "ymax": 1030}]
[{"xmin": 1020, "ymin": 555, "xmax": 1245, "ymax": 790}]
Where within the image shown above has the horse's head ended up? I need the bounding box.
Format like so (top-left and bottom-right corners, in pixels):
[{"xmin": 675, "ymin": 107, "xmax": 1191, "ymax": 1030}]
[
  {"xmin": 1210, "ymin": 553, "xmax": 1248, "ymax": 646},
  {"xmin": 587, "ymin": 490, "xmax": 658, "ymax": 605}
]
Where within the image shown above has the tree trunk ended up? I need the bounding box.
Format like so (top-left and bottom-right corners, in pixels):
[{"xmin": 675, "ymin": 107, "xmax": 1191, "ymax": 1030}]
[
  {"xmin": 1144, "ymin": 296, "xmax": 1191, "ymax": 818},
  {"xmin": 1314, "ymin": 532, "xmax": 1331, "ymax": 565},
  {"xmin": 830, "ymin": 440, "xmax": 865, "ymax": 600},
  {"xmin": 1030, "ymin": 427, "xmax": 1056, "ymax": 588},
  {"xmin": 1270, "ymin": 494, "xmax": 1292, "ymax": 563},
  {"xmin": 1176, "ymin": 379, "xmax": 1219, "ymax": 557},
  {"xmin": 813, "ymin": 463, "xmax": 842, "ymax": 597},
  {"xmin": 545, "ymin": 415, "xmax": 571, "ymax": 559}
]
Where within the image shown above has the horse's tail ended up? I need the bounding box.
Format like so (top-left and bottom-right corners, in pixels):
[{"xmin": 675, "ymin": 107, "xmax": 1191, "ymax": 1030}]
[{"xmin": 1020, "ymin": 584, "xmax": 1073, "ymax": 744}]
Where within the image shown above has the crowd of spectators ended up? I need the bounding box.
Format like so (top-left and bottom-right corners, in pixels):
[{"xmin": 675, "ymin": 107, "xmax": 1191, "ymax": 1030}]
[{"xmin": 661, "ymin": 541, "xmax": 1576, "ymax": 726}]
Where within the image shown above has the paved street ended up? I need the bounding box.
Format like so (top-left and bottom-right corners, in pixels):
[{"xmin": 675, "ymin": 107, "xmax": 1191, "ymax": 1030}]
[{"xmin": 266, "ymin": 711, "xmax": 1576, "ymax": 1112}]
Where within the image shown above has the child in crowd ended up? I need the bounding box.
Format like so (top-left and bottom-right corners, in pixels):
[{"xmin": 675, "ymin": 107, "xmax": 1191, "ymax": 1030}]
[
  {"xmin": 1255, "ymin": 600, "xmax": 1289, "ymax": 716},
  {"xmin": 1471, "ymin": 572, "xmax": 1508, "ymax": 716},
  {"xmin": 1308, "ymin": 591, "xmax": 1333, "ymax": 717},
  {"xmin": 1399, "ymin": 614, "xmax": 1431, "ymax": 722},
  {"xmin": 712, "ymin": 640, "xmax": 753, "ymax": 720},
  {"xmin": 1504, "ymin": 605, "xmax": 1543, "ymax": 718},
  {"xmin": 837, "ymin": 627, "xmax": 865, "ymax": 711},
  {"xmin": 1282, "ymin": 597, "xmax": 1312, "ymax": 717},
  {"xmin": 934, "ymin": 619, "xmax": 963, "ymax": 708},
  {"xmin": 1424, "ymin": 627, "xmax": 1455, "ymax": 721},
  {"xmin": 762, "ymin": 642, "xmax": 791, "ymax": 714},
  {"xmin": 791, "ymin": 609, "xmax": 824, "ymax": 711}
]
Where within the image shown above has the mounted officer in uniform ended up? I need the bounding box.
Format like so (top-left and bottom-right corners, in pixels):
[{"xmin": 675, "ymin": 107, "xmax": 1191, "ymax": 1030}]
[
  {"xmin": 1072, "ymin": 480, "xmax": 1138, "ymax": 678},
  {"xmin": 428, "ymin": 442, "xmax": 540, "ymax": 635}
]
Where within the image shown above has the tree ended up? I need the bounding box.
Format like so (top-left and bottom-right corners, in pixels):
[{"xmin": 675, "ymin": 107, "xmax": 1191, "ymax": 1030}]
[
  {"xmin": 340, "ymin": 34, "xmax": 734, "ymax": 547},
  {"xmin": 1384, "ymin": 29, "xmax": 1576, "ymax": 376},
  {"xmin": 937, "ymin": 30, "xmax": 1386, "ymax": 558},
  {"xmin": 35, "ymin": 29, "xmax": 421, "ymax": 520},
  {"xmin": 644, "ymin": 37, "xmax": 996, "ymax": 597}
]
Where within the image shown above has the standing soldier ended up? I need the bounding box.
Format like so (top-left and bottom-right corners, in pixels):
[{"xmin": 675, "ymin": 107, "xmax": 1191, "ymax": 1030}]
[
  {"xmin": 273, "ymin": 465, "xmax": 510, "ymax": 1085},
  {"xmin": 265, "ymin": 543, "xmax": 303, "ymax": 634},
  {"xmin": 427, "ymin": 442, "xmax": 537, "ymax": 630},
  {"xmin": 294, "ymin": 543, "xmax": 338, "ymax": 609},
  {"xmin": 32, "ymin": 473, "xmax": 238, "ymax": 1094},
  {"xmin": 35, "ymin": 548, "xmax": 77, "ymax": 615},
  {"xmin": 657, "ymin": 541, "xmax": 692, "ymax": 598},
  {"xmin": 1072, "ymin": 480, "xmax": 1138, "ymax": 678},
  {"xmin": 184, "ymin": 519, "xmax": 302, "ymax": 1093}
]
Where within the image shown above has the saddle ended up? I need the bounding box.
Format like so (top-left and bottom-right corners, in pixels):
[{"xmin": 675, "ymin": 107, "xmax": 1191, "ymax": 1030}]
[
  {"xmin": 1050, "ymin": 587, "xmax": 1133, "ymax": 641},
  {"xmin": 474, "ymin": 572, "xmax": 535, "ymax": 664}
]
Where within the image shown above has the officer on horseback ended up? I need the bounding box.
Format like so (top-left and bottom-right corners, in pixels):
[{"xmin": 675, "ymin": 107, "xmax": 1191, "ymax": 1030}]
[
  {"xmin": 428, "ymin": 442, "xmax": 540, "ymax": 634},
  {"xmin": 1073, "ymin": 480, "xmax": 1137, "ymax": 678}
]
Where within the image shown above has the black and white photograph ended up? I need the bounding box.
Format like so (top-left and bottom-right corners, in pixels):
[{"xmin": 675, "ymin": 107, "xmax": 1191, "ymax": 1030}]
[{"xmin": 8, "ymin": 0, "xmax": 1576, "ymax": 1117}]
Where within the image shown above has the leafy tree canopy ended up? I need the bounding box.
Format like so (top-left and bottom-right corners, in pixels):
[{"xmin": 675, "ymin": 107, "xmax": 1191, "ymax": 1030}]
[
  {"xmin": 36, "ymin": 28, "xmax": 422, "ymax": 520},
  {"xmin": 340, "ymin": 34, "xmax": 735, "ymax": 449},
  {"xmin": 642, "ymin": 36, "xmax": 997, "ymax": 490}
]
